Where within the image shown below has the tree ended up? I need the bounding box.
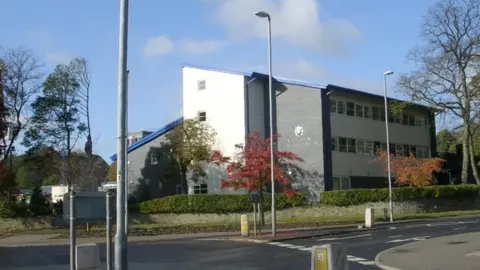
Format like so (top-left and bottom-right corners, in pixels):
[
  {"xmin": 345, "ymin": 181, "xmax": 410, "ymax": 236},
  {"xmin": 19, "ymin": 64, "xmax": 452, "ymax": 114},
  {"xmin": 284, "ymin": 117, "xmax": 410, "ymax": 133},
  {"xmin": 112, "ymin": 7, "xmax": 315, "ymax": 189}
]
[
  {"xmin": 437, "ymin": 129, "xmax": 458, "ymax": 153},
  {"xmin": 396, "ymin": 0, "xmax": 480, "ymax": 184},
  {"xmin": 165, "ymin": 118, "xmax": 216, "ymax": 192},
  {"xmin": 373, "ymin": 150, "xmax": 445, "ymax": 187},
  {"xmin": 69, "ymin": 58, "xmax": 93, "ymax": 158},
  {"xmin": 23, "ymin": 63, "xmax": 86, "ymax": 187},
  {"xmin": 61, "ymin": 152, "xmax": 108, "ymax": 191},
  {"xmin": 0, "ymin": 47, "xmax": 43, "ymax": 163},
  {"xmin": 108, "ymin": 162, "xmax": 117, "ymax": 182},
  {"xmin": 209, "ymin": 132, "xmax": 303, "ymax": 225}
]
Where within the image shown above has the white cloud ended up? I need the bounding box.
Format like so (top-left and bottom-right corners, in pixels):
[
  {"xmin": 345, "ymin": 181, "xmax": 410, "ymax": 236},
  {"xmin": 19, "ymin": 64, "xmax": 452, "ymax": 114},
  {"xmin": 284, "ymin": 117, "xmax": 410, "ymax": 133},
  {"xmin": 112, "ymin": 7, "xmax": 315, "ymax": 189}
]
[
  {"xmin": 45, "ymin": 52, "xmax": 72, "ymax": 65},
  {"xmin": 178, "ymin": 39, "xmax": 226, "ymax": 55},
  {"xmin": 143, "ymin": 36, "xmax": 226, "ymax": 58},
  {"xmin": 143, "ymin": 36, "xmax": 175, "ymax": 58},
  {"xmin": 207, "ymin": 0, "xmax": 362, "ymax": 56}
]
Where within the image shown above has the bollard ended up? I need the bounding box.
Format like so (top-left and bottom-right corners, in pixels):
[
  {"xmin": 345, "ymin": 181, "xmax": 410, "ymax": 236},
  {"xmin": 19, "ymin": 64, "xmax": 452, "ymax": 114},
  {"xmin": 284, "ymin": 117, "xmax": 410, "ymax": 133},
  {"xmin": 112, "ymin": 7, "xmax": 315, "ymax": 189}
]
[
  {"xmin": 241, "ymin": 214, "xmax": 249, "ymax": 237},
  {"xmin": 365, "ymin": 208, "xmax": 374, "ymax": 228},
  {"xmin": 106, "ymin": 191, "xmax": 113, "ymax": 270},
  {"xmin": 311, "ymin": 243, "xmax": 348, "ymax": 270},
  {"xmin": 70, "ymin": 190, "xmax": 76, "ymax": 270}
]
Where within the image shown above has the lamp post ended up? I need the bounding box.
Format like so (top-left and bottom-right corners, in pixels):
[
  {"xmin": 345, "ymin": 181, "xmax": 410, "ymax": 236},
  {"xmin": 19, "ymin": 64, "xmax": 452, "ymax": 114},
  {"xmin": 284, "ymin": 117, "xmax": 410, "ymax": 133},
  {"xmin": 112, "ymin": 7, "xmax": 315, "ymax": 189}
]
[
  {"xmin": 383, "ymin": 70, "xmax": 394, "ymax": 223},
  {"xmin": 115, "ymin": 0, "xmax": 129, "ymax": 268},
  {"xmin": 255, "ymin": 10, "xmax": 276, "ymax": 236}
]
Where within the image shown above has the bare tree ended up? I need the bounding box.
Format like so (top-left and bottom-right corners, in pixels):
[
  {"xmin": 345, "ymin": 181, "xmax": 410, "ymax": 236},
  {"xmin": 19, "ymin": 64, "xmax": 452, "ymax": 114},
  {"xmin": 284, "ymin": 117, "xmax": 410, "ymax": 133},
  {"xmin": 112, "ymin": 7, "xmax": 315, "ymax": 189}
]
[
  {"xmin": 62, "ymin": 151, "xmax": 108, "ymax": 192},
  {"xmin": 0, "ymin": 47, "xmax": 43, "ymax": 162},
  {"xmin": 396, "ymin": 0, "xmax": 480, "ymax": 184}
]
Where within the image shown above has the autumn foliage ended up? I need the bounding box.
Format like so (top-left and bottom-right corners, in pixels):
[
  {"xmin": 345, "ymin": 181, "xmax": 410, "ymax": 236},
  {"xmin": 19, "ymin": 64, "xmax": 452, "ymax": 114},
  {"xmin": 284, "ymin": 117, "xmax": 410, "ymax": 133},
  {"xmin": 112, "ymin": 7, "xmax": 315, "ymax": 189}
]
[
  {"xmin": 209, "ymin": 132, "xmax": 303, "ymax": 194},
  {"xmin": 373, "ymin": 150, "xmax": 445, "ymax": 187}
]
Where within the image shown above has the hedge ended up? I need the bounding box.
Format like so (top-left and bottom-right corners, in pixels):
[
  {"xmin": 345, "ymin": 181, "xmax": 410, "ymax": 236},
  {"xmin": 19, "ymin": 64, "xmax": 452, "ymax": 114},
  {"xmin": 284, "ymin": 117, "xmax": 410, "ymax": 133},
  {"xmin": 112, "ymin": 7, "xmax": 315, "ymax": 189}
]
[
  {"xmin": 321, "ymin": 185, "xmax": 480, "ymax": 206},
  {"xmin": 130, "ymin": 193, "xmax": 307, "ymax": 214}
]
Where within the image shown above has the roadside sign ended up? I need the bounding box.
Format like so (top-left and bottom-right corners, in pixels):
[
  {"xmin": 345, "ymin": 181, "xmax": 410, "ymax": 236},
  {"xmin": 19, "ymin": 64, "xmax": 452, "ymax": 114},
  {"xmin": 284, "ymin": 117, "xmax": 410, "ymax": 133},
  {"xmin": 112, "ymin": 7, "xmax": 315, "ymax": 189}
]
[
  {"xmin": 63, "ymin": 192, "xmax": 116, "ymax": 224},
  {"xmin": 251, "ymin": 191, "xmax": 261, "ymax": 204}
]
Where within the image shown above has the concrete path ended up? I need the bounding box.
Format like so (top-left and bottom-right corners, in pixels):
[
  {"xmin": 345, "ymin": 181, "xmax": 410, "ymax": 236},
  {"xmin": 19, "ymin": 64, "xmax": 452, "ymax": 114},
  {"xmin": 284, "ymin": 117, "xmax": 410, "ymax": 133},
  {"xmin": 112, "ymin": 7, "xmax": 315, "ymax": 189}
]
[{"xmin": 375, "ymin": 232, "xmax": 480, "ymax": 270}]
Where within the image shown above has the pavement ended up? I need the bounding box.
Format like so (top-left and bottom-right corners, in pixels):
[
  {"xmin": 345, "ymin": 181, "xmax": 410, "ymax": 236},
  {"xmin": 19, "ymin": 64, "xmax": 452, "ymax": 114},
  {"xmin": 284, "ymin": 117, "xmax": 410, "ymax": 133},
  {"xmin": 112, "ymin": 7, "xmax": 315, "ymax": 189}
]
[
  {"xmin": 0, "ymin": 216, "xmax": 479, "ymax": 269},
  {"xmin": 375, "ymin": 232, "xmax": 480, "ymax": 270}
]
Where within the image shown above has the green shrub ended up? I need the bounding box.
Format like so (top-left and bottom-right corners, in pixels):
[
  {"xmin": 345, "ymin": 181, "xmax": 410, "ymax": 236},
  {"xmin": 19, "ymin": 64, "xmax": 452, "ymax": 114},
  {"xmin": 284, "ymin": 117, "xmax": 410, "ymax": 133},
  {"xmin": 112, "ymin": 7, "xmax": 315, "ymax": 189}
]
[
  {"xmin": 321, "ymin": 185, "xmax": 480, "ymax": 206},
  {"xmin": 0, "ymin": 200, "xmax": 17, "ymax": 218},
  {"xmin": 131, "ymin": 193, "xmax": 307, "ymax": 214}
]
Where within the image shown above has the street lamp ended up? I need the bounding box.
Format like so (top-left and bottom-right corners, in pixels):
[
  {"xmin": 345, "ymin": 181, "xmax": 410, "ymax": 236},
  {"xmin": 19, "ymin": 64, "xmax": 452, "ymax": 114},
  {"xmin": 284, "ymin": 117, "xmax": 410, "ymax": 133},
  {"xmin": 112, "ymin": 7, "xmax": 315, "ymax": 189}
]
[
  {"xmin": 383, "ymin": 70, "xmax": 394, "ymax": 223},
  {"xmin": 255, "ymin": 10, "xmax": 276, "ymax": 236}
]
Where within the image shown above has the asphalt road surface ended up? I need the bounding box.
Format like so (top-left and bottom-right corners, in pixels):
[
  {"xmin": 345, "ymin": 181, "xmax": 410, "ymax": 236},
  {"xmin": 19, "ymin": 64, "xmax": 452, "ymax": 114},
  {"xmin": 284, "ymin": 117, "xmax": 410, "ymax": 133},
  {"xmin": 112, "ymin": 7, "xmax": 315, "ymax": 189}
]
[{"xmin": 1, "ymin": 216, "xmax": 479, "ymax": 270}]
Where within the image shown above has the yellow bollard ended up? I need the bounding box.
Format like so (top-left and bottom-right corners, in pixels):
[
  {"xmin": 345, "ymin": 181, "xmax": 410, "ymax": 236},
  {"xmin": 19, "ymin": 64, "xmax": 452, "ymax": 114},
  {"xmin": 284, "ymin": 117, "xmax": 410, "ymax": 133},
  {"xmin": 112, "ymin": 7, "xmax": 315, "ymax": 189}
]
[
  {"xmin": 241, "ymin": 214, "xmax": 249, "ymax": 237},
  {"xmin": 312, "ymin": 246, "xmax": 329, "ymax": 270}
]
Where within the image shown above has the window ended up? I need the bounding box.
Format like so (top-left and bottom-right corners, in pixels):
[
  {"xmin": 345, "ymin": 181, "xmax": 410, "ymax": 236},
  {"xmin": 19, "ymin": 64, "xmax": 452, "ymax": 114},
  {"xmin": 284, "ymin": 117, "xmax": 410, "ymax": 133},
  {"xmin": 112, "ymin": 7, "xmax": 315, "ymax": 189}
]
[
  {"xmin": 347, "ymin": 138, "xmax": 356, "ymax": 153},
  {"xmin": 150, "ymin": 152, "xmax": 158, "ymax": 165},
  {"xmin": 365, "ymin": 141, "xmax": 374, "ymax": 155},
  {"xmin": 160, "ymin": 152, "xmax": 170, "ymax": 161},
  {"xmin": 387, "ymin": 110, "xmax": 394, "ymax": 123},
  {"xmin": 338, "ymin": 138, "xmax": 347, "ymax": 152},
  {"xmin": 197, "ymin": 80, "xmax": 206, "ymax": 90},
  {"xmin": 402, "ymin": 114, "xmax": 409, "ymax": 125},
  {"xmin": 416, "ymin": 147, "xmax": 425, "ymax": 159},
  {"xmin": 331, "ymin": 137, "xmax": 338, "ymax": 151},
  {"xmin": 337, "ymin": 101, "xmax": 345, "ymax": 114},
  {"xmin": 356, "ymin": 140, "xmax": 366, "ymax": 154},
  {"xmin": 408, "ymin": 115, "xmax": 415, "ymax": 126},
  {"xmin": 395, "ymin": 144, "xmax": 404, "ymax": 156},
  {"xmin": 333, "ymin": 177, "xmax": 351, "ymax": 190},
  {"xmin": 363, "ymin": 106, "xmax": 370, "ymax": 119},
  {"xmin": 330, "ymin": 100, "xmax": 337, "ymax": 113},
  {"xmin": 193, "ymin": 183, "xmax": 208, "ymax": 194},
  {"xmin": 415, "ymin": 116, "xmax": 425, "ymax": 127},
  {"xmin": 355, "ymin": 104, "xmax": 364, "ymax": 117},
  {"xmin": 381, "ymin": 142, "xmax": 387, "ymax": 152},
  {"xmin": 374, "ymin": 141, "xmax": 381, "ymax": 154},
  {"xmin": 380, "ymin": 108, "xmax": 386, "ymax": 121},
  {"xmin": 389, "ymin": 143, "xmax": 396, "ymax": 154},
  {"xmin": 197, "ymin": 111, "xmax": 206, "ymax": 122},
  {"xmin": 394, "ymin": 113, "xmax": 402, "ymax": 124},
  {"xmin": 403, "ymin": 144, "xmax": 410, "ymax": 156},
  {"xmin": 372, "ymin": 107, "xmax": 380, "ymax": 120},
  {"xmin": 346, "ymin": 102, "xmax": 355, "ymax": 116}
]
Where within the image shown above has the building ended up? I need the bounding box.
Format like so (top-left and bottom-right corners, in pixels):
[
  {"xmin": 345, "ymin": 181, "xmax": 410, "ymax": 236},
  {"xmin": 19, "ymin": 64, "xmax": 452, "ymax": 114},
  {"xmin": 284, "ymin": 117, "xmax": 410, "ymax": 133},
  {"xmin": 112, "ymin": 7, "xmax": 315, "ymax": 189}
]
[
  {"xmin": 110, "ymin": 64, "xmax": 437, "ymax": 201},
  {"xmin": 182, "ymin": 64, "xmax": 437, "ymax": 200}
]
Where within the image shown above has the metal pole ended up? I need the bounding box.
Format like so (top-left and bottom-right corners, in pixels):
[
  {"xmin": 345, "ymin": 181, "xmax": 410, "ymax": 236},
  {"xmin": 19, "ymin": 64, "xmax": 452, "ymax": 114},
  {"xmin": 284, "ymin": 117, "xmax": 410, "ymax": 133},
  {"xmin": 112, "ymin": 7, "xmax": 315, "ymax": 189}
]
[
  {"xmin": 383, "ymin": 75, "xmax": 393, "ymax": 223},
  {"xmin": 125, "ymin": 70, "xmax": 129, "ymax": 236},
  {"xmin": 106, "ymin": 191, "xmax": 113, "ymax": 270},
  {"xmin": 70, "ymin": 190, "xmax": 76, "ymax": 270},
  {"xmin": 253, "ymin": 203, "xmax": 257, "ymax": 236},
  {"xmin": 115, "ymin": 0, "xmax": 129, "ymax": 269},
  {"xmin": 267, "ymin": 16, "xmax": 276, "ymax": 237}
]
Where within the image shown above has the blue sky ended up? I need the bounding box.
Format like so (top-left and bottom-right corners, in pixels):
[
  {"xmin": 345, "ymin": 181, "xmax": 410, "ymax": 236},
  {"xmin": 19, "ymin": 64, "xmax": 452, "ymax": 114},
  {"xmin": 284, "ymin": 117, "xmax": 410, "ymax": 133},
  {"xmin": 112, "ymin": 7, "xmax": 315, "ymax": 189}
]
[{"xmin": 0, "ymin": 0, "xmax": 438, "ymax": 162}]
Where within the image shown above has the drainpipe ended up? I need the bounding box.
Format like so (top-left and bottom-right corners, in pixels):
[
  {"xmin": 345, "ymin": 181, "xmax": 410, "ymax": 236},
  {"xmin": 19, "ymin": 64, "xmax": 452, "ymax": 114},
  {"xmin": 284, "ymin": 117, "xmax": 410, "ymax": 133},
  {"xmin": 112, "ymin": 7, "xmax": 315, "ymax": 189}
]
[{"xmin": 245, "ymin": 77, "xmax": 257, "ymax": 136}]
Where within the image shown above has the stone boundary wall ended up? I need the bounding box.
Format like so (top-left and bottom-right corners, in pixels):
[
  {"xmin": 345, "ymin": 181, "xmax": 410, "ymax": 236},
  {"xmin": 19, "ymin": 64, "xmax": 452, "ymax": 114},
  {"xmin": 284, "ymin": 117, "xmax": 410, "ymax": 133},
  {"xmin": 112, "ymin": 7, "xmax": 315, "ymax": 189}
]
[{"xmin": 1, "ymin": 198, "xmax": 478, "ymax": 232}]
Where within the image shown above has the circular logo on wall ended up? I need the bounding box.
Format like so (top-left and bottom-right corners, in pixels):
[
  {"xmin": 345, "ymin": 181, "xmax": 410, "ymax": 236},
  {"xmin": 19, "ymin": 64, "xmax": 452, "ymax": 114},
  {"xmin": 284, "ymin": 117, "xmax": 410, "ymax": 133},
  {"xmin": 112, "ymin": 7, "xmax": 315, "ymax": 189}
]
[{"xmin": 294, "ymin": 125, "xmax": 304, "ymax": 137}]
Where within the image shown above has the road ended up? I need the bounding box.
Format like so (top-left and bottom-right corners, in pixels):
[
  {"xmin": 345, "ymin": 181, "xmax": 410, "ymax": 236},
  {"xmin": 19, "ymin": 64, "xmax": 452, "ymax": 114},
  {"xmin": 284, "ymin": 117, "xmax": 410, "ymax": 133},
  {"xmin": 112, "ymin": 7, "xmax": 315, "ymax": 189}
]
[{"xmin": 0, "ymin": 216, "xmax": 479, "ymax": 269}]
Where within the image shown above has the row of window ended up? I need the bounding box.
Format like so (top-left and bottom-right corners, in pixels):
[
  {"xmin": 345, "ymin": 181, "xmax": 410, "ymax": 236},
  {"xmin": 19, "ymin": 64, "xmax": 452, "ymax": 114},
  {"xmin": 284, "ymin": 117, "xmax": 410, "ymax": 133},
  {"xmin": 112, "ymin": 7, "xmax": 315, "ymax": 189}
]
[
  {"xmin": 331, "ymin": 137, "xmax": 430, "ymax": 159},
  {"xmin": 330, "ymin": 99, "xmax": 427, "ymax": 127},
  {"xmin": 150, "ymin": 152, "xmax": 171, "ymax": 165},
  {"xmin": 332, "ymin": 176, "xmax": 351, "ymax": 191},
  {"xmin": 198, "ymin": 80, "xmax": 206, "ymax": 91}
]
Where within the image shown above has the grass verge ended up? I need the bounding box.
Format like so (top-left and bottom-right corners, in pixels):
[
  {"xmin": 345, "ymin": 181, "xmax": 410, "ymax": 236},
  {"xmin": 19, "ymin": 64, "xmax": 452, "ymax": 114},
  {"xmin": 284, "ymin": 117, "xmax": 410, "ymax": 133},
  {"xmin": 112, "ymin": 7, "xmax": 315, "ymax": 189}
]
[{"xmin": 7, "ymin": 209, "xmax": 480, "ymax": 239}]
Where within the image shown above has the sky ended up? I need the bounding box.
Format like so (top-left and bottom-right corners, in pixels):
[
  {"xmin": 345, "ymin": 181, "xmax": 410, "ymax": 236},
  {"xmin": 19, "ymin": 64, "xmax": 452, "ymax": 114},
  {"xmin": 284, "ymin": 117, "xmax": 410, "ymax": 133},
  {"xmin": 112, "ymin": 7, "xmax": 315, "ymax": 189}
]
[{"xmin": 0, "ymin": 0, "xmax": 439, "ymax": 163}]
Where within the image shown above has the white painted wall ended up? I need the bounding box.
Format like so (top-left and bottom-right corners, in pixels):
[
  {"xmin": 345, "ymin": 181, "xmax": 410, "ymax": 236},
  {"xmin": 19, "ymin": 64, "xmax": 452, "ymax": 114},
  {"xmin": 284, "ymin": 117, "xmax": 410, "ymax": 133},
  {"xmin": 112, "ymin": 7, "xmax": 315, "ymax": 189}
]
[{"xmin": 182, "ymin": 66, "xmax": 247, "ymax": 194}]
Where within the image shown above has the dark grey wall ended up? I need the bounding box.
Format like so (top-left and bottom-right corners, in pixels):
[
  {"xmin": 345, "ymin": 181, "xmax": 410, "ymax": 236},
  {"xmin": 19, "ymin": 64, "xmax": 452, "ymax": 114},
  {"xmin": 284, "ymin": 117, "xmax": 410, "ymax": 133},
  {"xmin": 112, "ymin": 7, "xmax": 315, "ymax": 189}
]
[
  {"xmin": 271, "ymin": 82, "xmax": 326, "ymax": 201},
  {"xmin": 126, "ymin": 135, "xmax": 181, "ymax": 202}
]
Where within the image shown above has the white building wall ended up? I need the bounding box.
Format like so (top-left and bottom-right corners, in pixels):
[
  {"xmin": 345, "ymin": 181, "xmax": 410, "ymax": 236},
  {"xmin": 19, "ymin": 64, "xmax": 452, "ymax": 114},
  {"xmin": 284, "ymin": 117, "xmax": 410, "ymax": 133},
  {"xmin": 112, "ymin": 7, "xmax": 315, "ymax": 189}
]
[{"xmin": 182, "ymin": 66, "xmax": 247, "ymax": 194}]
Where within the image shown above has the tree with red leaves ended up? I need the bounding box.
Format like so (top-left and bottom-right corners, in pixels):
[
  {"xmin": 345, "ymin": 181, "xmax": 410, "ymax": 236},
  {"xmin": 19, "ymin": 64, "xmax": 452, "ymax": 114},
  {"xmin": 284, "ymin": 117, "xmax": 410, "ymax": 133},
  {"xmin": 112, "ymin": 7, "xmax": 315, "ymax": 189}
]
[{"xmin": 210, "ymin": 132, "xmax": 303, "ymax": 224}]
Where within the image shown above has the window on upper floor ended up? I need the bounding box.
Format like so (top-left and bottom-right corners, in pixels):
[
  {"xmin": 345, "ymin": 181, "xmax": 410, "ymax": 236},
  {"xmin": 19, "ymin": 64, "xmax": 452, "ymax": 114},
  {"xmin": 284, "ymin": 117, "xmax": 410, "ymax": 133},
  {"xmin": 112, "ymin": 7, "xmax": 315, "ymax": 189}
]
[
  {"xmin": 355, "ymin": 104, "xmax": 364, "ymax": 118},
  {"xmin": 372, "ymin": 106, "xmax": 380, "ymax": 120},
  {"xmin": 356, "ymin": 140, "xmax": 366, "ymax": 154},
  {"xmin": 197, "ymin": 80, "xmax": 206, "ymax": 90},
  {"xmin": 347, "ymin": 138, "xmax": 356, "ymax": 153},
  {"xmin": 197, "ymin": 111, "xmax": 207, "ymax": 122},
  {"xmin": 150, "ymin": 152, "xmax": 158, "ymax": 165},
  {"xmin": 331, "ymin": 137, "xmax": 338, "ymax": 151},
  {"xmin": 363, "ymin": 106, "xmax": 370, "ymax": 119},
  {"xmin": 337, "ymin": 101, "xmax": 345, "ymax": 114},
  {"xmin": 338, "ymin": 137, "xmax": 347, "ymax": 152},
  {"xmin": 415, "ymin": 116, "xmax": 425, "ymax": 127},
  {"xmin": 330, "ymin": 100, "xmax": 337, "ymax": 113},
  {"xmin": 394, "ymin": 113, "xmax": 402, "ymax": 124},
  {"xmin": 346, "ymin": 102, "xmax": 355, "ymax": 116},
  {"xmin": 193, "ymin": 183, "xmax": 208, "ymax": 194}
]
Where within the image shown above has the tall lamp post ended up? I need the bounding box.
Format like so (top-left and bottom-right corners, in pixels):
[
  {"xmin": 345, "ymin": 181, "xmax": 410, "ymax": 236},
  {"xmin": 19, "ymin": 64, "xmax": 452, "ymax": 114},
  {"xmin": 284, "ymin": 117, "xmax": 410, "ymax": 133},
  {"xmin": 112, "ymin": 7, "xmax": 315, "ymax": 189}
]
[
  {"xmin": 115, "ymin": 0, "xmax": 129, "ymax": 269},
  {"xmin": 383, "ymin": 70, "xmax": 394, "ymax": 223},
  {"xmin": 255, "ymin": 10, "xmax": 276, "ymax": 236}
]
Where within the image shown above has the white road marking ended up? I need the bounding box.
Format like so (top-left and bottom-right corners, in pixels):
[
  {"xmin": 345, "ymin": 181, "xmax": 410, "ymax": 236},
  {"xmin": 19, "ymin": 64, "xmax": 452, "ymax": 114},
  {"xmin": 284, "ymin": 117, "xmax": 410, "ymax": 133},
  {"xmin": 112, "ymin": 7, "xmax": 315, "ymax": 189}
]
[
  {"xmin": 388, "ymin": 235, "xmax": 403, "ymax": 238},
  {"xmin": 453, "ymin": 227, "xmax": 466, "ymax": 230},
  {"xmin": 386, "ymin": 236, "xmax": 430, "ymax": 243},
  {"xmin": 266, "ymin": 241, "xmax": 375, "ymax": 266},
  {"xmin": 317, "ymin": 234, "xmax": 372, "ymax": 241}
]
